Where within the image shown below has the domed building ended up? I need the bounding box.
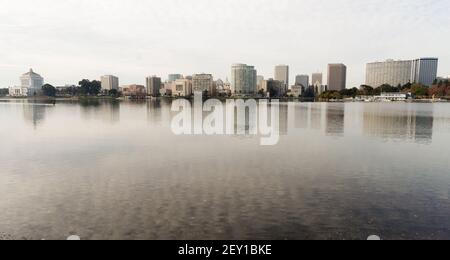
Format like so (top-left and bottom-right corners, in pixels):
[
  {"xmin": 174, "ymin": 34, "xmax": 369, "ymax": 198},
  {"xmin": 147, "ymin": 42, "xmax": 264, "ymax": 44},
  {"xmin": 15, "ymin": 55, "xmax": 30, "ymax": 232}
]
[{"xmin": 9, "ymin": 69, "xmax": 44, "ymax": 97}]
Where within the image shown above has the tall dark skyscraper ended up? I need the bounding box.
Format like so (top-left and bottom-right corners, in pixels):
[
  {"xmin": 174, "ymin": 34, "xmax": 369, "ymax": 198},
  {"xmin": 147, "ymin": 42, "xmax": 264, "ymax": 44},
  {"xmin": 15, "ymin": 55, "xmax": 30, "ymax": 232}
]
[{"xmin": 327, "ymin": 64, "xmax": 347, "ymax": 91}]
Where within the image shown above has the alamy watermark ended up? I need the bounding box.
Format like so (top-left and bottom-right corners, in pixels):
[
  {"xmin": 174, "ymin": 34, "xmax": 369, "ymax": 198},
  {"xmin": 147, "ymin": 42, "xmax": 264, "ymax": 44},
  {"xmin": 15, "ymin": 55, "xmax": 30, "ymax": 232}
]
[{"xmin": 171, "ymin": 92, "xmax": 280, "ymax": 146}]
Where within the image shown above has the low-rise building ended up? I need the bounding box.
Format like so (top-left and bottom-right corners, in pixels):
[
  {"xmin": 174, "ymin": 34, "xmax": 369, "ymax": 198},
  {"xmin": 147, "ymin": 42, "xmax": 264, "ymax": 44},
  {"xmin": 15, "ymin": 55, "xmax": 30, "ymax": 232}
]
[
  {"xmin": 192, "ymin": 74, "xmax": 215, "ymax": 96},
  {"xmin": 160, "ymin": 88, "xmax": 172, "ymax": 96},
  {"xmin": 289, "ymin": 85, "xmax": 302, "ymax": 97},
  {"xmin": 120, "ymin": 84, "xmax": 146, "ymax": 97},
  {"xmin": 376, "ymin": 92, "xmax": 409, "ymax": 101},
  {"xmin": 8, "ymin": 86, "xmax": 29, "ymax": 97},
  {"xmin": 261, "ymin": 79, "xmax": 285, "ymax": 97},
  {"xmin": 171, "ymin": 79, "xmax": 192, "ymax": 97}
]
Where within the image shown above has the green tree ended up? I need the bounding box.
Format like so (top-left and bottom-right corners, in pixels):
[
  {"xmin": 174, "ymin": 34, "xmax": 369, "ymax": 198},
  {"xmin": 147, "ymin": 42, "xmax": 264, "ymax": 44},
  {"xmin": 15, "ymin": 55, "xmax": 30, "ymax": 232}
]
[
  {"xmin": 0, "ymin": 88, "xmax": 9, "ymax": 96},
  {"xmin": 258, "ymin": 88, "xmax": 266, "ymax": 96},
  {"xmin": 376, "ymin": 84, "xmax": 399, "ymax": 94},
  {"xmin": 302, "ymin": 86, "xmax": 315, "ymax": 98},
  {"xmin": 410, "ymin": 83, "xmax": 429, "ymax": 96},
  {"xmin": 90, "ymin": 80, "xmax": 101, "ymax": 95},
  {"xmin": 108, "ymin": 89, "xmax": 119, "ymax": 97},
  {"xmin": 401, "ymin": 82, "xmax": 413, "ymax": 91},
  {"xmin": 79, "ymin": 79, "xmax": 102, "ymax": 96},
  {"xmin": 42, "ymin": 84, "xmax": 56, "ymax": 97},
  {"xmin": 340, "ymin": 87, "xmax": 358, "ymax": 98},
  {"xmin": 320, "ymin": 90, "xmax": 342, "ymax": 100},
  {"xmin": 359, "ymin": 85, "xmax": 374, "ymax": 96}
]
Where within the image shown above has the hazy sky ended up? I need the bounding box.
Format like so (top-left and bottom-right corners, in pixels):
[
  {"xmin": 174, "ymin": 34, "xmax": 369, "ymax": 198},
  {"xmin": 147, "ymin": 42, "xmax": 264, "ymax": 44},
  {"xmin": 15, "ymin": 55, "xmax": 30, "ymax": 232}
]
[{"xmin": 0, "ymin": 0, "xmax": 449, "ymax": 87}]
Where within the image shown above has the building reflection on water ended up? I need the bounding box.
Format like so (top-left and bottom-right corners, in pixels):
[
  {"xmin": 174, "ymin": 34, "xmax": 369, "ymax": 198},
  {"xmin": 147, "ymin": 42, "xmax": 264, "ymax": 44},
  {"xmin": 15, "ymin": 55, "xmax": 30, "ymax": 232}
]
[
  {"xmin": 79, "ymin": 99, "xmax": 120, "ymax": 123},
  {"xmin": 22, "ymin": 100, "xmax": 55, "ymax": 128},
  {"xmin": 13, "ymin": 99, "xmax": 435, "ymax": 144},
  {"xmin": 146, "ymin": 98, "xmax": 172, "ymax": 126},
  {"xmin": 363, "ymin": 105, "xmax": 434, "ymax": 144},
  {"xmin": 285, "ymin": 103, "xmax": 344, "ymax": 136},
  {"xmin": 326, "ymin": 104, "xmax": 345, "ymax": 136}
]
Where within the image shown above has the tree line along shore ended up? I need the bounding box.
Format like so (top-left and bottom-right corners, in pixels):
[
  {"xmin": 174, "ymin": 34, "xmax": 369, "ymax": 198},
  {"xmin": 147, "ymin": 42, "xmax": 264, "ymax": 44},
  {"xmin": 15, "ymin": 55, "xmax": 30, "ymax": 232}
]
[{"xmin": 1, "ymin": 79, "xmax": 449, "ymax": 102}]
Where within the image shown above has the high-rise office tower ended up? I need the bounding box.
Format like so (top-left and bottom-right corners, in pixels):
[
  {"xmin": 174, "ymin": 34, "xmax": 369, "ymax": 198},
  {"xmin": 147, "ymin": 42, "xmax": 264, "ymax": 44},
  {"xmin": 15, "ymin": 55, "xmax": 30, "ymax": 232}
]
[
  {"xmin": 327, "ymin": 64, "xmax": 347, "ymax": 91},
  {"xmin": 295, "ymin": 75, "xmax": 309, "ymax": 88},
  {"xmin": 275, "ymin": 65, "xmax": 289, "ymax": 91},
  {"xmin": 312, "ymin": 73, "xmax": 323, "ymax": 86},
  {"xmin": 231, "ymin": 64, "xmax": 257, "ymax": 94},
  {"xmin": 146, "ymin": 76, "xmax": 162, "ymax": 96},
  {"xmin": 101, "ymin": 75, "xmax": 119, "ymax": 91},
  {"xmin": 257, "ymin": 75, "xmax": 265, "ymax": 91},
  {"xmin": 411, "ymin": 58, "xmax": 438, "ymax": 86}
]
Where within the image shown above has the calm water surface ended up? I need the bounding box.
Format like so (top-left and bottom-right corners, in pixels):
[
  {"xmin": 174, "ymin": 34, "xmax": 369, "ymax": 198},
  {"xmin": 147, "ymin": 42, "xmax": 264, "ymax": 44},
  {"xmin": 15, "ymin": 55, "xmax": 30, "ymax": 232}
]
[{"xmin": 0, "ymin": 99, "xmax": 449, "ymax": 240}]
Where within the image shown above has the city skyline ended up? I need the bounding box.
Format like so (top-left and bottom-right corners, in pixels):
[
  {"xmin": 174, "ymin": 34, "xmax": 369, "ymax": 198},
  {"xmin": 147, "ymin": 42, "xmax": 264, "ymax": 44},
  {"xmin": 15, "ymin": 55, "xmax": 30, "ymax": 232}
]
[{"xmin": 0, "ymin": 0, "xmax": 449, "ymax": 87}]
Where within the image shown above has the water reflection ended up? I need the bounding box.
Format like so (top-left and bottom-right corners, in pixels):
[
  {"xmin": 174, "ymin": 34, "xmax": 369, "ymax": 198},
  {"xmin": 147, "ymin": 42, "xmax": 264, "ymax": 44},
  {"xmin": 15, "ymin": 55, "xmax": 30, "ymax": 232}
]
[
  {"xmin": 10, "ymin": 99, "xmax": 437, "ymax": 144},
  {"xmin": 310, "ymin": 103, "xmax": 324, "ymax": 130},
  {"xmin": 2, "ymin": 99, "xmax": 450, "ymax": 240},
  {"xmin": 21, "ymin": 100, "xmax": 55, "ymax": 128},
  {"xmin": 147, "ymin": 99, "xmax": 174, "ymax": 127},
  {"xmin": 326, "ymin": 104, "xmax": 345, "ymax": 136},
  {"xmin": 363, "ymin": 104, "xmax": 434, "ymax": 144},
  {"xmin": 79, "ymin": 100, "xmax": 120, "ymax": 123}
]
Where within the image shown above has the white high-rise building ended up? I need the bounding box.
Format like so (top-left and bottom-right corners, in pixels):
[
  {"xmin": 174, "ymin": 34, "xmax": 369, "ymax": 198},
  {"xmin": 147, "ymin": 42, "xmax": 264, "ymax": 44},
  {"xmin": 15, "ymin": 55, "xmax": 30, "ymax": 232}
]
[
  {"xmin": 411, "ymin": 58, "xmax": 438, "ymax": 86},
  {"xmin": 366, "ymin": 60, "xmax": 413, "ymax": 88},
  {"xmin": 101, "ymin": 75, "xmax": 119, "ymax": 91},
  {"xmin": 275, "ymin": 65, "xmax": 289, "ymax": 91},
  {"xmin": 231, "ymin": 64, "xmax": 257, "ymax": 95},
  {"xmin": 10, "ymin": 68, "xmax": 44, "ymax": 97},
  {"xmin": 366, "ymin": 58, "xmax": 439, "ymax": 88}
]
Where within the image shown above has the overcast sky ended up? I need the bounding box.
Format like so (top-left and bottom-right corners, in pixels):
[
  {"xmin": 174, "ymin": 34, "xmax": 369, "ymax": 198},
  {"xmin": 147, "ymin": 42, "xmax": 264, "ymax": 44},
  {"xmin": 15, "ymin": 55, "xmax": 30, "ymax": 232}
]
[{"xmin": 0, "ymin": 0, "xmax": 449, "ymax": 87}]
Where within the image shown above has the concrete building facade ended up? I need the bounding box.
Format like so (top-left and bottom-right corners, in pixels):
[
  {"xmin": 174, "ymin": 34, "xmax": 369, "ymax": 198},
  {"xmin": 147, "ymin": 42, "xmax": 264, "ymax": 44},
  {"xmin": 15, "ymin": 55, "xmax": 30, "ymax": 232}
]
[
  {"xmin": 274, "ymin": 65, "xmax": 289, "ymax": 91},
  {"xmin": 231, "ymin": 64, "xmax": 257, "ymax": 95},
  {"xmin": 365, "ymin": 60, "xmax": 413, "ymax": 88},
  {"xmin": 312, "ymin": 73, "xmax": 323, "ymax": 86},
  {"xmin": 366, "ymin": 58, "xmax": 438, "ymax": 87},
  {"xmin": 327, "ymin": 64, "xmax": 347, "ymax": 91},
  {"xmin": 192, "ymin": 74, "xmax": 214, "ymax": 95},
  {"xmin": 261, "ymin": 79, "xmax": 285, "ymax": 97},
  {"xmin": 411, "ymin": 58, "xmax": 438, "ymax": 86},
  {"xmin": 120, "ymin": 84, "xmax": 146, "ymax": 97},
  {"xmin": 146, "ymin": 76, "xmax": 162, "ymax": 96},
  {"xmin": 101, "ymin": 75, "xmax": 119, "ymax": 91},
  {"xmin": 295, "ymin": 75, "xmax": 309, "ymax": 88},
  {"xmin": 10, "ymin": 69, "xmax": 44, "ymax": 97},
  {"xmin": 171, "ymin": 78, "xmax": 192, "ymax": 97}
]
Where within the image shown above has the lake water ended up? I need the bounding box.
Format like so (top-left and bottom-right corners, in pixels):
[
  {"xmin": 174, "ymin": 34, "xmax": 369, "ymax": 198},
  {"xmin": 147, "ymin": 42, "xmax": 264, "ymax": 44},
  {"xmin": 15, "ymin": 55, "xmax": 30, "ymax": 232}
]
[{"xmin": 0, "ymin": 99, "xmax": 449, "ymax": 240}]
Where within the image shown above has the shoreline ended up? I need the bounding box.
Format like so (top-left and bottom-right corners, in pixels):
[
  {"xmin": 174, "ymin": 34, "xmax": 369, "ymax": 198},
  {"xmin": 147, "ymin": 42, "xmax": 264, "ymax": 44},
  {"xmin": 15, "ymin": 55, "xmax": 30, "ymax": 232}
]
[{"xmin": 0, "ymin": 95, "xmax": 448, "ymax": 103}]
